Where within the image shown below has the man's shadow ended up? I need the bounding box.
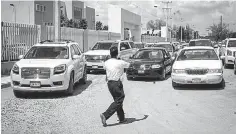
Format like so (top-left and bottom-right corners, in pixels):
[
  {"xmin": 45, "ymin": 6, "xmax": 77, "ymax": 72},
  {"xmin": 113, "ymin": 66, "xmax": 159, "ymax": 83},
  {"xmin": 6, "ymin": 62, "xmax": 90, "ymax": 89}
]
[{"xmin": 105, "ymin": 115, "xmax": 149, "ymax": 127}]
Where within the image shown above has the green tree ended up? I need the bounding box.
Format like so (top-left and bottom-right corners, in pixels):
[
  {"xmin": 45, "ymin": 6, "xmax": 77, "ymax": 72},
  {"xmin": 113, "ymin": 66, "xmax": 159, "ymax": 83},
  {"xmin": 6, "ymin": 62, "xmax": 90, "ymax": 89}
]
[
  {"xmin": 103, "ymin": 25, "xmax": 108, "ymax": 30},
  {"xmin": 79, "ymin": 19, "xmax": 88, "ymax": 29},
  {"xmin": 96, "ymin": 21, "xmax": 103, "ymax": 30},
  {"xmin": 208, "ymin": 23, "xmax": 229, "ymax": 41},
  {"xmin": 60, "ymin": 15, "xmax": 68, "ymax": 27}
]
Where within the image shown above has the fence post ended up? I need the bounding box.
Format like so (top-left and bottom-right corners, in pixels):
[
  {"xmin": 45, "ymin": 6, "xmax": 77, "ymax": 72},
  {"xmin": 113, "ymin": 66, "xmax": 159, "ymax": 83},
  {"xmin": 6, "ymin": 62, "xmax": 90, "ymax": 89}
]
[{"xmin": 37, "ymin": 25, "xmax": 41, "ymax": 42}]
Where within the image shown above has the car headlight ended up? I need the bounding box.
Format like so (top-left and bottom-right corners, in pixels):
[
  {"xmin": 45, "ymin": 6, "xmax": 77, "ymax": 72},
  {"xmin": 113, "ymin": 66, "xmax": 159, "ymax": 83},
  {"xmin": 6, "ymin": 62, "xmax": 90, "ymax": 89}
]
[
  {"xmin": 151, "ymin": 64, "xmax": 161, "ymax": 68},
  {"xmin": 54, "ymin": 64, "xmax": 66, "ymax": 74},
  {"xmin": 12, "ymin": 64, "xmax": 19, "ymax": 74},
  {"xmin": 208, "ymin": 69, "xmax": 222, "ymax": 73},
  {"xmin": 173, "ymin": 69, "xmax": 185, "ymax": 74}
]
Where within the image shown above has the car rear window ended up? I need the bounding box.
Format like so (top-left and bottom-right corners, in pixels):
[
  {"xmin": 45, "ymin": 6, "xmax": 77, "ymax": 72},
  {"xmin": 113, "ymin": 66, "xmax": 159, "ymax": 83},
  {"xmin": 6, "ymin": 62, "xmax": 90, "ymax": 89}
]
[
  {"xmin": 189, "ymin": 40, "xmax": 212, "ymax": 47},
  {"xmin": 228, "ymin": 40, "xmax": 236, "ymax": 47},
  {"xmin": 133, "ymin": 50, "xmax": 164, "ymax": 60},
  {"xmin": 92, "ymin": 42, "xmax": 115, "ymax": 50},
  {"xmin": 177, "ymin": 49, "xmax": 218, "ymax": 61},
  {"xmin": 152, "ymin": 44, "xmax": 173, "ymax": 52}
]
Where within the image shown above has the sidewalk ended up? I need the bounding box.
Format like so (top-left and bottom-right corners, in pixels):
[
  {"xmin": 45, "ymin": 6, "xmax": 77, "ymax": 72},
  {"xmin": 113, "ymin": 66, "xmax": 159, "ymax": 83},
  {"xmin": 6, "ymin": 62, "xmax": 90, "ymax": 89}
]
[{"xmin": 1, "ymin": 76, "xmax": 11, "ymax": 89}]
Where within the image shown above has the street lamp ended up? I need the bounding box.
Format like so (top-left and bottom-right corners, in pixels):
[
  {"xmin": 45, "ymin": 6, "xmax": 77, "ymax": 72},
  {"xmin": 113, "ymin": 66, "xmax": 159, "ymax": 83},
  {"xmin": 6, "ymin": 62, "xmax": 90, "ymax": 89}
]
[{"xmin": 10, "ymin": 4, "xmax": 16, "ymax": 24}]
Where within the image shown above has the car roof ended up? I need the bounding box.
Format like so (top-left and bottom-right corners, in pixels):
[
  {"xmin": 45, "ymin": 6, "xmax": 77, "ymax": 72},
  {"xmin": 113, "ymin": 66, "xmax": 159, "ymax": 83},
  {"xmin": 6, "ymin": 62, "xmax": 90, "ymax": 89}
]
[
  {"xmin": 226, "ymin": 38, "xmax": 236, "ymax": 40},
  {"xmin": 190, "ymin": 39, "xmax": 211, "ymax": 41},
  {"xmin": 139, "ymin": 47, "xmax": 166, "ymax": 51},
  {"xmin": 183, "ymin": 46, "xmax": 214, "ymax": 50},
  {"xmin": 34, "ymin": 42, "xmax": 75, "ymax": 47},
  {"xmin": 97, "ymin": 40, "xmax": 116, "ymax": 43}
]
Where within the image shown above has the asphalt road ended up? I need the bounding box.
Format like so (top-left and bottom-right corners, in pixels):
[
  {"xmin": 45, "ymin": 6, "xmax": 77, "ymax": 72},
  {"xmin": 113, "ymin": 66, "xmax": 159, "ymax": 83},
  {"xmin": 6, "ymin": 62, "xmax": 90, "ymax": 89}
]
[{"xmin": 1, "ymin": 68, "xmax": 236, "ymax": 134}]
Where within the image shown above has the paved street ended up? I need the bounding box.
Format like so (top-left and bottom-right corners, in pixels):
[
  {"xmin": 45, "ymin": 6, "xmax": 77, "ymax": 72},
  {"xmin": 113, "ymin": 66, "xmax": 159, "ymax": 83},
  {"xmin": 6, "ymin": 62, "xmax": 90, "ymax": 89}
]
[{"xmin": 1, "ymin": 68, "xmax": 236, "ymax": 134}]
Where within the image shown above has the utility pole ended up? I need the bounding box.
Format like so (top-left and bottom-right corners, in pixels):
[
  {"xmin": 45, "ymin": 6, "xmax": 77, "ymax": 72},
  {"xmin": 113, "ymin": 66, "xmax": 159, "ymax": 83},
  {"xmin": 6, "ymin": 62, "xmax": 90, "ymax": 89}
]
[
  {"xmin": 54, "ymin": 0, "xmax": 61, "ymax": 41},
  {"xmin": 162, "ymin": 1, "xmax": 172, "ymax": 42}
]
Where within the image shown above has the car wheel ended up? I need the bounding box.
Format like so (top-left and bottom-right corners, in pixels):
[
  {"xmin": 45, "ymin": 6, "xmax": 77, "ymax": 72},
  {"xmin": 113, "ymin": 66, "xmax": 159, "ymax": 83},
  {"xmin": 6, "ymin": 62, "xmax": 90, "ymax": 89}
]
[
  {"xmin": 13, "ymin": 90, "xmax": 26, "ymax": 98},
  {"xmin": 160, "ymin": 68, "xmax": 166, "ymax": 80},
  {"xmin": 217, "ymin": 79, "xmax": 225, "ymax": 88},
  {"xmin": 172, "ymin": 81, "xmax": 179, "ymax": 88},
  {"xmin": 81, "ymin": 66, "xmax": 87, "ymax": 84},
  {"xmin": 66, "ymin": 72, "xmax": 74, "ymax": 96},
  {"xmin": 127, "ymin": 76, "xmax": 133, "ymax": 81},
  {"xmin": 234, "ymin": 65, "xmax": 236, "ymax": 75}
]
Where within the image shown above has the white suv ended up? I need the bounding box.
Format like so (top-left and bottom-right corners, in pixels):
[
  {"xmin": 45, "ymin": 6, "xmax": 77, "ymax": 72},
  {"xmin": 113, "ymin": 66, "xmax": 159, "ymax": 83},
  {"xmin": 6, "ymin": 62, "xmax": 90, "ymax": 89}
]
[
  {"xmin": 221, "ymin": 38, "xmax": 236, "ymax": 68},
  {"xmin": 10, "ymin": 40, "xmax": 87, "ymax": 97},
  {"xmin": 85, "ymin": 40, "xmax": 138, "ymax": 73}
]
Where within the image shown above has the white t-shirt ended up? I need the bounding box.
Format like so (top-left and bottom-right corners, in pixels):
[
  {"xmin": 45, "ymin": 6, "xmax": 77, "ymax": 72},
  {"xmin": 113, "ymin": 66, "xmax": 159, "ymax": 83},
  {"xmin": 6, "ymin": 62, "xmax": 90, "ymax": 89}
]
[{"xmin": 104, "ymin": 58, "xmax": 130, "ymax": 81}]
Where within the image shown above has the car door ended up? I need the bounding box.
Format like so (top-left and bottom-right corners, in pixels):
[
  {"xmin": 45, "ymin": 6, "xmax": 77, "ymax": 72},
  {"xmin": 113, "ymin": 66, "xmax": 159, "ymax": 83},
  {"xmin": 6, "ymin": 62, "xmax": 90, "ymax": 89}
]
[
  {"xmin": 129, "ymin": 41, "xmax": 138, "ymax": 55},
  {"xmin": 119, "ymin": 42, "xmax": 132, "ymax": 61},
  {"xmin": 71, "ymin": 44, "xmax": 82, "ymax": 81},
  {"xmin": 163, "ymin": 50, "xmax": 172, "ymax": 73},
  {"xmin": 74, "ymin": 44, "xmax": 85, "ymax": 77}
]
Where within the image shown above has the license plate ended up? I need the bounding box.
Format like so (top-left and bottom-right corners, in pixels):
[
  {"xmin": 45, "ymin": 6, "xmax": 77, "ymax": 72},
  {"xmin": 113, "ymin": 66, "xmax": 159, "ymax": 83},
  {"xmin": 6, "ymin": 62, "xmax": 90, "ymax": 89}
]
[
  {"xmin": 30, "ymin": 81, "xmax": 41, "ymax": 88},
  {"xmin": 192, "ymin": 78, "xmax": 201, "ymax": 83},
  {"xmin": 92, "ymin": 65, "xmax": 98, "ymax": 69},
  {"xmin": 138, "ymin": 70, "xmax": 145, "ymax": 74}
]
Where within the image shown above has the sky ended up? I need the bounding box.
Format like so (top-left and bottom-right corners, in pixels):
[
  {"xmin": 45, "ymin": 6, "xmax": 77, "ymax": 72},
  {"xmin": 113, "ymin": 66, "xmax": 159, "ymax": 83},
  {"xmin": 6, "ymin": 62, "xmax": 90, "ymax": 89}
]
[{"xmin": 83, "ymin": 0, "xmax": 236, "ymax": 36}]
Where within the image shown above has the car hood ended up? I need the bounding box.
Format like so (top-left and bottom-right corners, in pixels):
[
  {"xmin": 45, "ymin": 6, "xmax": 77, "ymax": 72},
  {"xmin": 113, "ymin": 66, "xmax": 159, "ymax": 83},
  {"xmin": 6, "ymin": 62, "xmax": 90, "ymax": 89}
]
[
  {"xmin": 173, "ymin": 60, "xmax": 222, "ymax": 69},
  {"xmin": 227, "ymin": 47, "xmax": 236, "ymax": 51},
  {"xmin": 16, "ymin": 59, "xmax": 69, "ymax": 68},
  {"xmin": 130, "ymin": 59, "xmax": 163, "ymax": 65},
  {"xmin": 84, "ymin": 50, "xmax": 110, "ymax": 56}
]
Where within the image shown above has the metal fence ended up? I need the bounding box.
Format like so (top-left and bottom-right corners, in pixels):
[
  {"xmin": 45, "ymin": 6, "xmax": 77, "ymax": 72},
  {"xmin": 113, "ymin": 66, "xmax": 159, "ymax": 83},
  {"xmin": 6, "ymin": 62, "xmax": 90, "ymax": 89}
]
[
  {"xmin": 1, "ymin": 22, "xmax": 40, "ymax": 62},
  {"xmin": 1, "ymin": 22, "xmax": 121, "ymax": 62}
]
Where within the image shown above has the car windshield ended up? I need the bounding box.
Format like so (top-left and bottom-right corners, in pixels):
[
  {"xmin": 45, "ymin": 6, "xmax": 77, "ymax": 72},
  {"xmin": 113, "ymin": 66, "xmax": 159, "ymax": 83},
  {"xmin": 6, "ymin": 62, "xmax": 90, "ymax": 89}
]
[
  {"xmin": 92, "ymin": 42, "xmax": 115, "ymax": 50},
  {"xmin": 153, "ymin": 44, "xmax": 173, "ymax": 52},
  {"xmin": 228, "ymin": 40, "xmax": 236, "ymax": 47},
  {"xmin": 189, "ymin": 40, "xmax": 212, "ymax": 46},
  {"xmin": 177, "ymin": 49, "xmax": 218, "ymax": 61},
  {"xmin": 133, "ymin": 50, "xmax": 163, "ymax": 60},
  {"xmin": 24, "ymin": 46, "xmax": 69, "ymax": 59}
]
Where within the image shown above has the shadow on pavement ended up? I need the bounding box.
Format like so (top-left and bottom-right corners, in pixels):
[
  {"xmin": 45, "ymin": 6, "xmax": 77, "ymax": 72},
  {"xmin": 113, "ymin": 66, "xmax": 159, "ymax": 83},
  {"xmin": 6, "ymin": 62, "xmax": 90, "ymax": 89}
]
[
  {"xmin": 20, "ymin": 80, "xmax": 92, "ymax": 99},
  {"xmin": 130, "ymin": 74, "xmax": 171, "ymax": 82},
  {"xmin": 105, "ymin": 115, "xmax": 149, "ymax": 127}
]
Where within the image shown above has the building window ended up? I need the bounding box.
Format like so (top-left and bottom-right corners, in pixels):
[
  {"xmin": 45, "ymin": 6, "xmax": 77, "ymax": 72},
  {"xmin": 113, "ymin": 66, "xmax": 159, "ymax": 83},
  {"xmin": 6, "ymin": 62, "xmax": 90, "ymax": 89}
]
[
  {"xmin": 35, "ymin": 4, "xmax": 46, "ymax": 12},
  {"xmin": 74, "ymin": 6, "xmax": 82, "ymax": 20}
]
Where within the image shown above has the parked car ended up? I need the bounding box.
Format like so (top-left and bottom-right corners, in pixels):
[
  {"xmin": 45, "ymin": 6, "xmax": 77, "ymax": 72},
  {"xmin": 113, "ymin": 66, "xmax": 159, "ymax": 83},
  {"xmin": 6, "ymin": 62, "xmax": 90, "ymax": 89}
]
[
  {"xmin": 171, "ymin": 46, "xmax": 224, "ymax": 88},
  {"xmin": 126, "ymin": 48, "xmax": 172, "ymax": 80},
  {"xmin": 85, "ymin": 40, "xmax": 138, "ymax": 73},
  {"xmin": 10, "ymin": 40, "xmax": 87, "ymax": 97},
  {"xmin": 144, "ymin": 43, "xmax": 155, "ymax": 48},
  {"xmin": 151, "ymin": 42, "xmax": 177, "ymax": 60},
  {"xmin": 189, "ymin": 39, "xmax": 213, "ymax": 47},
  {"xmin": 220, "ymin": 38, "xmax": 236, "ymax": 68},
  {"xmin": 234, "ymin": 57, "xmax": 236, "ymax": 75},
  {"xmin": 134, "ymin": 42, "xmax": 145, "ymax": 49}
]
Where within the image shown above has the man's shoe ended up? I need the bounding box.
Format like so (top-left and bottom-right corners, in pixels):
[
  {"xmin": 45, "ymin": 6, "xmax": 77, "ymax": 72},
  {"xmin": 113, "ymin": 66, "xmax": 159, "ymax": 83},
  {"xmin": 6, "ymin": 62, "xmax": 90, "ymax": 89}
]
[
  {"xmin": 119, "ymin": 118, "xmax": 127, "ymax": 124},
  {"xmin": 100, "ymin": 114, "xmax": 107, "ymax": 126}
]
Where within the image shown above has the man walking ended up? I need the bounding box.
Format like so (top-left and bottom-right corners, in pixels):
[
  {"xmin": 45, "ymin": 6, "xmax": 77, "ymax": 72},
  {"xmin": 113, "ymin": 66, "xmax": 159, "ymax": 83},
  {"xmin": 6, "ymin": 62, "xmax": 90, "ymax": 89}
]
[{"xmin": 100, "ymin": 46, "xmax": 130, "ymax": 126}]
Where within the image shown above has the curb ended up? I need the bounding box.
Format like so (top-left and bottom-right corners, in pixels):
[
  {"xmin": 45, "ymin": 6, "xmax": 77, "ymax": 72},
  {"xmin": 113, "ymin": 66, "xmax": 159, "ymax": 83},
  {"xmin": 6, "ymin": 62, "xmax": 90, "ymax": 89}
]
[{"xmin": 1, "ymin": 82, "xmax": 11, "ymax": 89}]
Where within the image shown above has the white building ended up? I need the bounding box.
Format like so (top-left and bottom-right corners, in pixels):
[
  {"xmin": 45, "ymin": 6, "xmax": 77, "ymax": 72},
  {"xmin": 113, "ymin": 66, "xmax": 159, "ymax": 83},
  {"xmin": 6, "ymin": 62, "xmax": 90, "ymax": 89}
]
[{"xmin": 108, "ymin": 5, "xmax": 141, "ymax": 42}]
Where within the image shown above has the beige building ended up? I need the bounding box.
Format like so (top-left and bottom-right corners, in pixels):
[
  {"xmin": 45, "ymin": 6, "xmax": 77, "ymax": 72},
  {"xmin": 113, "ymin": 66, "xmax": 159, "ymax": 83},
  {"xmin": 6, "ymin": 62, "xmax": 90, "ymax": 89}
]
[{"xmin": 1, "ymin": 0, "xmax": 95, "ymax": 29}]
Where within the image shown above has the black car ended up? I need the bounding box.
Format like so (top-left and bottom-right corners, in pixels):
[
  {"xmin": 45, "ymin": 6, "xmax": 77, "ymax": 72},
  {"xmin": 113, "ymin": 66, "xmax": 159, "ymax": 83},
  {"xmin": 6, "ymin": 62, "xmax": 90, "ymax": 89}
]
[{"xmin": 126, "ymin": 48, "xmax": 172, "ymax": 80}]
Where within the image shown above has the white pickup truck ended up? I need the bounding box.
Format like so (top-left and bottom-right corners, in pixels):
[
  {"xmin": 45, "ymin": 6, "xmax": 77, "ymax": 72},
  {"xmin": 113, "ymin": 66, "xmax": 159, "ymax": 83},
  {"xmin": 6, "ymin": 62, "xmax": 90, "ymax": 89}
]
[
  {"xmin": 84, "ymin": 40, "xmax": 138, "ymax": 73},
  {"xmin": 220, "ymin": 38, "xmax": 236, "ymax": 68}
]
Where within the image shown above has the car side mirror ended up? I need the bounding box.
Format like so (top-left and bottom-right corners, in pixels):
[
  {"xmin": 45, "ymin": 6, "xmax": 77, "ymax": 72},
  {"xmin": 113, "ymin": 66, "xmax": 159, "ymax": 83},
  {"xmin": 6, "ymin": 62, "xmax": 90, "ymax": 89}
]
[
  {"xmin": 72, "ymin": 55, "xmax": 80, "ymax": 59},
  {"xmin": 18, "ymin": 55, "xmax": 24, "ymax": 59}
]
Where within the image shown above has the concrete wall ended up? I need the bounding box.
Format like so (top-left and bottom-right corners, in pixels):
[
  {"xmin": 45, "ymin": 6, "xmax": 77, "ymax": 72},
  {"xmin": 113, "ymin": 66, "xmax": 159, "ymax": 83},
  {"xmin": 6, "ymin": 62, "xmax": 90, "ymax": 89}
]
[
  {"xmin": 34, "ymin": 1, "xmax": 54, "ymax": 26},
  {"xmin": 85, "ymin": 6, "xmax": 95, "ymax": 30},
  {"xmin": 1, "ymin": 1, "xmax": 35, "ymax": 25}
]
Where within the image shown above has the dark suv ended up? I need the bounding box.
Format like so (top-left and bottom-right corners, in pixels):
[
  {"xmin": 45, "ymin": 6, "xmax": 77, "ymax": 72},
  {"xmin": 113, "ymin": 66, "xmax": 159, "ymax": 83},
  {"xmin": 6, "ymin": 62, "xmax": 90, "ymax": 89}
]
[{"xmin": 189, "ymin": 39, "xmax": 213, "ymax": 47}]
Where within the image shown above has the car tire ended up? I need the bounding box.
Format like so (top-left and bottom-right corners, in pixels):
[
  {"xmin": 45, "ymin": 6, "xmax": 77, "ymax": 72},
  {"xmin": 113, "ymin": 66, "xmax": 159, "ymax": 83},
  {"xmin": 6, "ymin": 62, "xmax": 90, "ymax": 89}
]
[
  {"xmin": 66, "ymin": 72, "xmax": 74, "ymax": 96},
  {"xmin": 160, "ymin": 68, "xmax": 166, "ymax": 80},
  {"xmin": 234, "ymin": 63, "xmax": 236, "ymax": 75},
  {"xmin": 217, "ymin": 79, "xmax": 225, "ymax": 88},
  {"xmin": 127, "ymin": 76, "xmax": 133, "ymax": 81},
  {"xmin": 172, "ymin": 81, "xmax": 179, "ymax": 88},
  {"xmin": 80, "ymin": 66, "xmax": 87, "ymax": 84},
  {"xmin": 13, "ymin": 90, "xmax": 26, "ymax": 98}
]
